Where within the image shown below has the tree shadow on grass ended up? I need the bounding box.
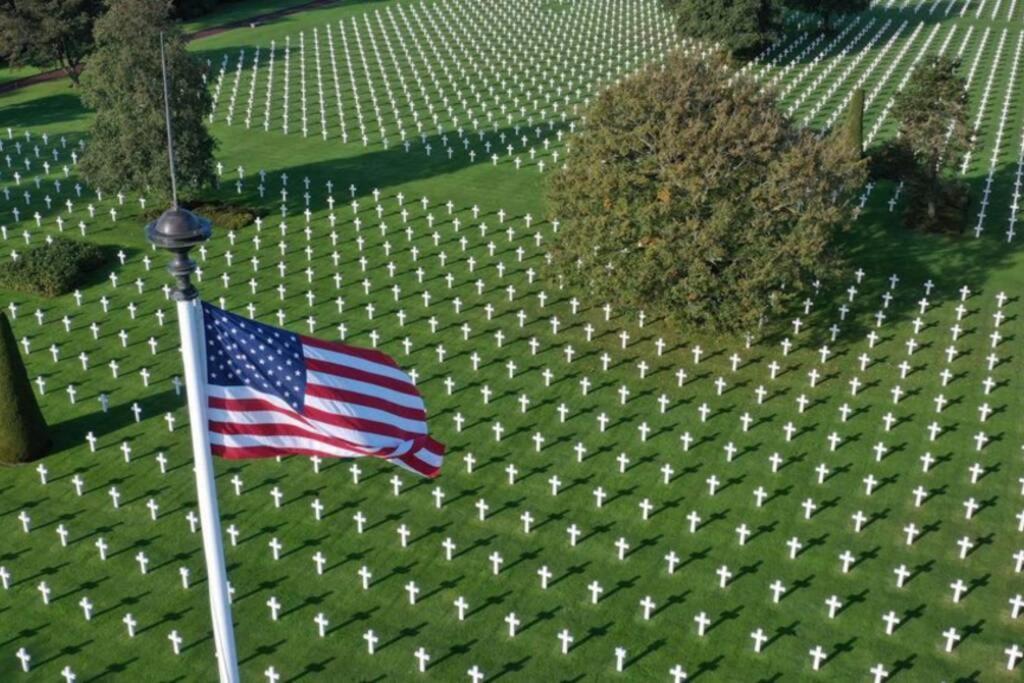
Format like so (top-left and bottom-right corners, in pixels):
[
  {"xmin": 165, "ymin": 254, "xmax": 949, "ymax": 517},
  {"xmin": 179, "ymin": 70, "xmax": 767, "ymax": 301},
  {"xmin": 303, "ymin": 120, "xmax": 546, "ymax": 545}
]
[
  {"xmin": 47, "ymin": 388, "xmax": 181, "ymax": 455},
  {"xmin": 796, "ymin": 158, "xmax": 1024, "ymax": 347},
  {"xmin": 0, "ymin": 93, "xmax": 89, "ymax": 131},
  {"xmin": 209, "ymin": 123, "xmax": 542, "ymax": 219}
]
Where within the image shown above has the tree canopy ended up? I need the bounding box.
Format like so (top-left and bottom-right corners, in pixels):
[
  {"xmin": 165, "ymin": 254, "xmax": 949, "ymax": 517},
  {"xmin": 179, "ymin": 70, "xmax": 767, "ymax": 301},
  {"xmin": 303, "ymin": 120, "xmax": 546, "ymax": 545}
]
[
  {"xmin": 660, "ymin": 0, "xmax": 784, "ymax": 56},
  {"xmin": 79, "ymin": 0, "xmax": 215, "ymax": 203},
  {"xmin": 0, "ymin": 0, "xmax": 104, "ymax": 83},
  {"xmin": 547, "ymin": 50, "xmax": 866, "ymax": 335},
  {"xmin": 891, "ymin": 56, "xmax": 970, "ymax": 232}
]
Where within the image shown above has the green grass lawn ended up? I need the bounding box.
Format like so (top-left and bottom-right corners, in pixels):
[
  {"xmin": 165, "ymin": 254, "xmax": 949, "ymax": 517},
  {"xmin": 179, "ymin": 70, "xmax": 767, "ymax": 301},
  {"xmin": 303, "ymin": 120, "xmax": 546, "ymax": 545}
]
[{"xmin": 1, "ymin": 0, "xmax": 1023, "ymax": 680}]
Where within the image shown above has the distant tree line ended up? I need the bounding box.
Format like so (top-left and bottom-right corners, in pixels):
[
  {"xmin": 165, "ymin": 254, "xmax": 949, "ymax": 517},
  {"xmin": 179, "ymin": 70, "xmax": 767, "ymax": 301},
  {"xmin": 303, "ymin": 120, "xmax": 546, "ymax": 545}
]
[{"xmin": 0, "ymin": 0, "xmax": 247, "ymax": 82}]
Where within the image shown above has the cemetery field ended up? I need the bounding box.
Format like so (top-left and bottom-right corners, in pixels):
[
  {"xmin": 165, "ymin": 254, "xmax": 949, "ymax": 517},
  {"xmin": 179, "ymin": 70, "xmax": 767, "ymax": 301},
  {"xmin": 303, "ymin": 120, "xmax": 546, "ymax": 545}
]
[{"xmin": 2, "ymin": 0, "xmax": 1024, "ymax": 680}]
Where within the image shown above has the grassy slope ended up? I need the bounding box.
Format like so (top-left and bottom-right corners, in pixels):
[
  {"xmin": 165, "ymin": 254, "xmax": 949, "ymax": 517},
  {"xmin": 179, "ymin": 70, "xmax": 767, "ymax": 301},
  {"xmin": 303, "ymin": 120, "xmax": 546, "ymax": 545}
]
[{"xmin": 0, "ymin": 0, "xmax": 1022, "ymax": 681}]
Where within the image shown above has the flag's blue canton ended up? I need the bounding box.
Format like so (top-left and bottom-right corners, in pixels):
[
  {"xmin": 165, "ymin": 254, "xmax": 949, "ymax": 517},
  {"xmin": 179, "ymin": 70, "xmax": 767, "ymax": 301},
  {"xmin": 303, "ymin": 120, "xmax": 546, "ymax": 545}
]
[{"xmin": 202, "ymin": 303, "xmax": 307, "ymax": 412}]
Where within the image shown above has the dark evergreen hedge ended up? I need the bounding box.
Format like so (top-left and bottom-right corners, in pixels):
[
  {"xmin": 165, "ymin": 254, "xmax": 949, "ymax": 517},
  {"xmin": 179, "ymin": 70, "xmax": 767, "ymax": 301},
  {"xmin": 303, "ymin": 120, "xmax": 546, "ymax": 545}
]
[
  {"xmin": 0, "ymin": 312, "xmax": 50, "ymax": 464},
  {"xmin": 0, "ymin": 238, "xmax": 109, "ymax": 297}
]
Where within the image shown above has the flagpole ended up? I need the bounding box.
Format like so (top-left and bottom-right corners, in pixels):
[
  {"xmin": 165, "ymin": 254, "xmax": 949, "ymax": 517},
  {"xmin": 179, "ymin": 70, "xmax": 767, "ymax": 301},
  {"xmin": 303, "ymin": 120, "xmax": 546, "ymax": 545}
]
[{"xmin": 147, "ymin": 209, "xmax": 240, "ymax": 683}]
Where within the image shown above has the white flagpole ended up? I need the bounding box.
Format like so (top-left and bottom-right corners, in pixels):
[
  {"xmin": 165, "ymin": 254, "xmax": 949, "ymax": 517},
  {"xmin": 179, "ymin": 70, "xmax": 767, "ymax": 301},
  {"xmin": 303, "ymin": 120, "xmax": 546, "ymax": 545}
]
[
  {"xmin": 177, "ymin": 296, "xmax": 240, "ymax": 683},
  {"xmin": 148, "ymin": 210, "xmax": 239, "ymax": 681},
  {"xmin": 149, "ymin": 33, "xmax": 239, "ymax": 682}
]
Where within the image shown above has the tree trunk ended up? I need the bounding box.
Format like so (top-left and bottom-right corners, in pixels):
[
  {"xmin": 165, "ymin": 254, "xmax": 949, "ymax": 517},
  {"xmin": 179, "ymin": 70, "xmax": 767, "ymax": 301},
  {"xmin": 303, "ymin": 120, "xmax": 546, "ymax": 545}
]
[
  {"xmin": 65, "ymin": 64, "xmax": 81, "ymax": 85},
  {"xmin": 57, "ymin": 42, "xmax": 81, "ymax": 86}
]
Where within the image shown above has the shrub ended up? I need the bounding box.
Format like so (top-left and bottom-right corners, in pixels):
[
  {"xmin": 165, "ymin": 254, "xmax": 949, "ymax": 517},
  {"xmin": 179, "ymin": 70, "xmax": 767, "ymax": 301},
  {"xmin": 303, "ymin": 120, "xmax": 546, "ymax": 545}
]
[
  {"xmin": 0, "ymin": 237, "xmax": 109, "ymax": 297},
  {"xmin": 189, "ymin": 202, "xmax": 259, "ymax": 232},
  {"xmin": 142, "ymin": 201, "xmax": 260, "ymax": 232}
]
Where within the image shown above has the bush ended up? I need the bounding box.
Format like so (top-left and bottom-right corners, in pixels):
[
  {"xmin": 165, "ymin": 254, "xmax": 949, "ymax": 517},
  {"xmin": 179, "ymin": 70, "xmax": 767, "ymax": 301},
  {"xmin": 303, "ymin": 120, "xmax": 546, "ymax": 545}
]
[
  {"xmin": 142, "ymin": 201, "xmax": 260, "ymax": 232},
  {"xmin": 0, "ymin": 238, "xmax": 109, "ymax": 297},
  {"xmin": 190, "ymin": 202, "xmax": 259, "ymax": 232}
]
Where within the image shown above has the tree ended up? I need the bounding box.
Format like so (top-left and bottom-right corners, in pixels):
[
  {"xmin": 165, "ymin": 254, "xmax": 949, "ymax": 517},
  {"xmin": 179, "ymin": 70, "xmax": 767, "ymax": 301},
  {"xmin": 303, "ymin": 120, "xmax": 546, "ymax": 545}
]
[
  {"xmin": 660, "ymin": 0, "xmax": 784, "ymax": 57},
  {"xmin": 786, "ymin": 0, "xmax": 869, "ymax": 33},
  {"xmin": 79, "ymin": 0, "xmax": 215, "ymax": 203},
  {"xmin": 837, "ymin": 88, "xmax": 864, "ymax": 158},
  {"xmin": 0, "ymin": 0, "xmax": 104, "ymax": 84},
  {"xmin": 892, "ymin": 56, "xmax": 970, "ymax": 232},
  {"xmin": 547, "ymin": 50, "xmax": 866, "ymax": 336},
  {"xmin": 0, "ymin": 312, "xmax": 50, "ymax": 465}
]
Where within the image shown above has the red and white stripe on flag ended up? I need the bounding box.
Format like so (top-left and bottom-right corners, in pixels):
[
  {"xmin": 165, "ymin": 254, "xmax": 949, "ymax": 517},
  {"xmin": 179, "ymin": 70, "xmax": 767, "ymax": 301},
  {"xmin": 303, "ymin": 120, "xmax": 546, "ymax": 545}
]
[{"xmin": 201, "ymin": 303, "xmax": 445, "ymax": 478}]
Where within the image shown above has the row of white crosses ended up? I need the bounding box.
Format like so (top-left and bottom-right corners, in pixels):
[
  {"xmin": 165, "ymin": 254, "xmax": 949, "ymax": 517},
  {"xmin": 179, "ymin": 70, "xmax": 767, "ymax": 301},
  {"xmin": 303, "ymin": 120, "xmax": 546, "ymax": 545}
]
[
  {"xmin": 0, "ymin": 131, "xmax": 91, "ymax": 239},
  {"xmin": 1, "ymin": 182, "xmax": 557, "ymax": 678},
  {"xmin": 7, "ymin": 440, "xmax": 210, "ymax": 674},
  {"xmin": 870, "ymin": 0, "xmax": 929, "ymax": 17},
  {"xmin": 968, "ymin": 30, "xmax": 1023, "ymax": 241},
  {"xmin": 871, "ymin": 0, "xmax": 1005, "ymax": 21},
  {"xmin": 760, "ymin": 10, "xmax": 916, "ymax": 132},
  {"xmin": 6, "ymin": 139, "xmax": 1024, "ymax": 678},
  {"xmin": 9, "ymin": 162, "xmax": 1024, "ymax": 532},
  {"xmin": 208, "ymin": 0, "xmax": 673, "ymax": 156},
  {"xmin": 8, "ymin": 243, "xmax": 1024, "ymax": 677},
  {"xmin": 0, "ymin": 132, "xmax": 162, "ymax": 270},
  {"xmin": 9, "ymin": 162, "xmax": 1024, "ymax": 581},
  {"xmin": 147, "ymin": 187, "xmax": 1023, "ymax": 677},
  {"xmin": 960, "ymin": 27, "xmax": 1008, "ymax": 175}
]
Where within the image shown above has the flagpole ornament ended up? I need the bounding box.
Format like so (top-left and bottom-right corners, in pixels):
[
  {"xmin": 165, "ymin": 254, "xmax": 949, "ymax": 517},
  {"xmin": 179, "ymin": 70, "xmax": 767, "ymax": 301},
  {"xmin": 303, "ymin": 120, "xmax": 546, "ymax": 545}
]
[{"xmin": 146, "ymin": 207, "xmax": 210, "ymax": 301}]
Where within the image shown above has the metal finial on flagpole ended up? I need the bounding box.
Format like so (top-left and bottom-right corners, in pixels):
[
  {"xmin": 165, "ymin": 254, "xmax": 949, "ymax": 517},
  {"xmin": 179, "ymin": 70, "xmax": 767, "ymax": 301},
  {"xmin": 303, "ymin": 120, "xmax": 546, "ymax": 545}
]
[
  {"xmin": 145, "ymin": 32, "xmax": 239, "ymax": 683},
  {"xmin": 148, "ymin": 31, "xmax": 209, "ymax": 301}
]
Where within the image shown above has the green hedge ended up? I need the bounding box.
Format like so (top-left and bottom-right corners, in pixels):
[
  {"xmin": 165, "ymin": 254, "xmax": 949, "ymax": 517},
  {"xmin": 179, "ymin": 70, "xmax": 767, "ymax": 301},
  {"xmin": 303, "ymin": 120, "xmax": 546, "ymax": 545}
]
[
  {"xmin": 190, "ymin": 202, "xmax": 259, "ymax": 232},
  {"xmin": 0, "ymin": 238, "xmax": 110, "ymax": 297}
]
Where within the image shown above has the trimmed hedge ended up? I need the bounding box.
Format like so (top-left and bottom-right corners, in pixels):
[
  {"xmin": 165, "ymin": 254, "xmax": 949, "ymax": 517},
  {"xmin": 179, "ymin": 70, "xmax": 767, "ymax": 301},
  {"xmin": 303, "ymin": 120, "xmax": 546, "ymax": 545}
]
[
  {"xmin": 0, "ymin": 311, "xmax": 51, "ymax": 464},
  {"xmin": 191, "ymin": 202, "xmax": 259, "ymax": 232},
  {"xmin": 0, "ymin": 238, "xmax": 109, "ymax": 297}
]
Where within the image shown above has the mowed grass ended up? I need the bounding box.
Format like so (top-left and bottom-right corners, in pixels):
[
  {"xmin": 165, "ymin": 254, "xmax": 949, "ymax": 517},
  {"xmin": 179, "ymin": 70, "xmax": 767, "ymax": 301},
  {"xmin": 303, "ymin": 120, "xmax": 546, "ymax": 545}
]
[{"xmin": 1, "ymin": 0, "xmax": 1024, "ymax": 681}]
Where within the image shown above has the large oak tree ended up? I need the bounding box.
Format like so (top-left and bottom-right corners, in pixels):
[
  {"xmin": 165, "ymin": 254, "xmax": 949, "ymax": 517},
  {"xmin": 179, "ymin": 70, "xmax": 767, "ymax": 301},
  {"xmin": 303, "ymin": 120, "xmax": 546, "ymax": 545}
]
[{"xmin": 547, "ymin": 50, "xmax": 866, "ymax": 335}]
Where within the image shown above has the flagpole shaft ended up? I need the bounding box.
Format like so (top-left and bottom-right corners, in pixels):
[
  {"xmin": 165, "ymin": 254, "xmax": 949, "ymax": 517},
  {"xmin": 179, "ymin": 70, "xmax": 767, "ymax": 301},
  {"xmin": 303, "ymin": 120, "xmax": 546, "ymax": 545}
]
[{"xmin": 177, "ymin": 297, "xmax": 240, "ymax": 683}]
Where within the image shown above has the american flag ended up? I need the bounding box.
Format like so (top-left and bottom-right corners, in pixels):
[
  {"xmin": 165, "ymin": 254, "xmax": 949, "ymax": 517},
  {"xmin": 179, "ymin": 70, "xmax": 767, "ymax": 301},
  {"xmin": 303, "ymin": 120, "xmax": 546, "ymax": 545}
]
[{"xmin": 202, "ymin": 303, "xmax": 445, "ymax": 478}]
